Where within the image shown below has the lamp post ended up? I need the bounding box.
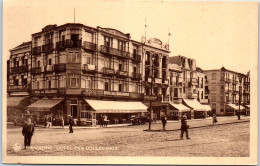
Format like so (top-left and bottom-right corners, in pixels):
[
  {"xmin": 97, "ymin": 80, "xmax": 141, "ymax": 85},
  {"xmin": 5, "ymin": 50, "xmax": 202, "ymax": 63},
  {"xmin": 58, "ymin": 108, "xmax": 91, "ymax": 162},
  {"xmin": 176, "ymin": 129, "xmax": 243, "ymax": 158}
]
[
  {"xmin": 148, "ymin": 57, "xmax": 155, "ymax": 130},
  {"xmin": 238, "ymin": 76, "xmax": 242, "ymax": 120}
]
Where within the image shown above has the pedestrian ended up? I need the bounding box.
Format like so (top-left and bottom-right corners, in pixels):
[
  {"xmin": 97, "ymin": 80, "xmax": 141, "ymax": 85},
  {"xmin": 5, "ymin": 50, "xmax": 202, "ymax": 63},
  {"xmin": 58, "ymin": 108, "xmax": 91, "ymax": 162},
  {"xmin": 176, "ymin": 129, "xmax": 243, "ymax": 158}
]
[
  {"xmin": 100, "ymin": 114, "xmax": 104, "ymax": 128},
  {"xmin": 104, "ymin": 114, "xmax": 108, "ymax": 127},
  {"xmin": 44, "ymin": 115, "xmax": 47, "ymax": 127},
  {"xmin": 161, "ymin": 114, "xmax": 167, "ymax": 131},
  {"xmin": 212, "ymin": 114, "xmax": 217, "ymax": 125},
  {"xmin": 60, "ymin": 117, "xmax": 64, "ymax": 128},
  {"xmin": 22, "ymin": 118, "xmax": 35, "ymax": 149},
  {"xmin": 180, "ymin": 115, "xmax": 190, "ymax": 139},
  {"xmin": 69, "ymin": 115, "xmax": 73, "ymax": 133}
]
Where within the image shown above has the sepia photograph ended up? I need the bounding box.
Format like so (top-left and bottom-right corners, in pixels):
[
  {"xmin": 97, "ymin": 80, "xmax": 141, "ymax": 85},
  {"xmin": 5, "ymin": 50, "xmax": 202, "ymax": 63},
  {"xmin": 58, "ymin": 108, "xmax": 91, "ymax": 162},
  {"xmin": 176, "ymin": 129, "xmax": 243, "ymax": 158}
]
[{"xmin": 2, "ymin": 0, "xmax": 258, "ymax": 165}]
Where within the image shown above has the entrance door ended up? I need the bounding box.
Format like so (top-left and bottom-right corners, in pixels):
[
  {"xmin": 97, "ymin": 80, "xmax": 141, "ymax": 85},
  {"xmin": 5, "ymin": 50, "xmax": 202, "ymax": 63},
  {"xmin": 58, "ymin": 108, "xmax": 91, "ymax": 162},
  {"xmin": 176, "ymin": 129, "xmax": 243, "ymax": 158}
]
[{"xmin": 71, "ymin": 105, "xmax": 77, "ymax": 119}]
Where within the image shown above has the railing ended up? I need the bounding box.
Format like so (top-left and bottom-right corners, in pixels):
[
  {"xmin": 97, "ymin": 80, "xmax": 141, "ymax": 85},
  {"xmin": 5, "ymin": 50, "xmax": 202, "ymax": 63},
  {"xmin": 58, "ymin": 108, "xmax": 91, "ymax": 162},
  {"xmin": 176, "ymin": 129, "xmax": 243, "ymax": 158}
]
[
  {"xmin": 103, "ymin": 67, "xmax": 115, "ymax": 75},
  {"xmin": 225, "ymin": 78, "xmax": 231, "ymax": 83},
  {"xmin": 100, "ymin": 45, "xmax": 129, "ymax": 58},
  {"xmin": 132, "ymin": 54, "xmax": 141, "ymax": 61},
  {"xmin": 232, "ymin": 80, "xmax": 238, "ymax": 84},
  {"xmin": 132, "ymin": 73, "xmax": 142, "ymax": 80},
  {"xmin": 116, "ymin": 70, "xmax": 128, "ymax": 78},
  {"xmin": 56, "ymin": 41, "xmax": 66, "ymax": 51},
  {"xmin": 32, "ymin": 46, "xmax": 41, "ymax": 54},
  {"xmin": 225, "ymin": 89, "xmax": 232, "ymax": 93},
  {"xmin": 42, "ymin": 43, "xmax": 54, "ymax": 52},
  {"xmin": 56, "ymin": 39, "xmax": 82, "ymax": 50},
  {"xmin": 232, "ymin": 90, "xmax": 239, "ymax": 94},
  {"xmin": 243, "ymin": 90, "xmax": 250, "ymax": 94},
  {"xmin": 83, "ymin": 41, "xmax": 97, "ymax": 51},
  {"xmin": 162, "ymin": 79, "xmax": 169, "ymax": 84},
  {"xmin": 190, "ymin": 78, "xmax": 198, "ymax": 84},
  {"xmin": 31, "ymin": 67, "xmax": 41, "ymax": 75},
  {"xmin": 82, "ymin": 64, "xmax": 96, "ymax": 73},
  {"xmin": 11, "ymin": 66, "xmax": 28, "ymax": 73},
  {"xmin": 54, "ymin": 63, "xmax": 66, "ymax": 72}
]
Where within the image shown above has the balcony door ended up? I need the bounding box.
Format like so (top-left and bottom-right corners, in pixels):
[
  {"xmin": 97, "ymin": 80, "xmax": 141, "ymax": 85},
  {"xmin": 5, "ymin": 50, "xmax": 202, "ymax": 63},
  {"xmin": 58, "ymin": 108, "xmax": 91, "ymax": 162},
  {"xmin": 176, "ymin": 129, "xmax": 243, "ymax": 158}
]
[{"xmin": 71, "ymin": 34, "xmax": 79, "ymax": 47}]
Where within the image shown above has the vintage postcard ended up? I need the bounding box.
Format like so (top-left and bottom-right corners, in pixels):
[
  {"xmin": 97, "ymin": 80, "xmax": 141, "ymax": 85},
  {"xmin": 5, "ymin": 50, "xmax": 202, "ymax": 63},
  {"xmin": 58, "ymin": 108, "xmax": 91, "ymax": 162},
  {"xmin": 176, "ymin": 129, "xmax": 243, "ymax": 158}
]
[{"xmin": 2, "ymin": 0, "xmax": 258, "ymax": 165}]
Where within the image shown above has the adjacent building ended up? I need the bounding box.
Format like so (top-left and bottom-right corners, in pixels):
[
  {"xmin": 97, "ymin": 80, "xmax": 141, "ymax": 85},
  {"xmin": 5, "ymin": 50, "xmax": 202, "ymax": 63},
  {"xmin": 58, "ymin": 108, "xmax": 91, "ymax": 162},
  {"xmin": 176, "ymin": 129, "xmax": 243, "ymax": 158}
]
[{"xmin": 204, "ymin": 67, "xmax": 250, "ymax": 116}]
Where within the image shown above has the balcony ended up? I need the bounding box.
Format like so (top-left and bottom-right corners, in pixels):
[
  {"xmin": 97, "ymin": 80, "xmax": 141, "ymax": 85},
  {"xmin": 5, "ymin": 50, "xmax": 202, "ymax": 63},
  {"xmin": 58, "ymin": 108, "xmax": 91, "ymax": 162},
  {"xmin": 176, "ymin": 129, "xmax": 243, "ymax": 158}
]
[
  {"xmin": 232, "ymin": 90, "xmax": 239, "ymax": 94},
  {"xmin": 10, "ymin": 66, "xmax": 28, "ymax": 74},
  {"xmin": 42, "ymin": 43, "xmax": 54, "ymax": 53},
  {"xmin": 116, "ymin": 70, "xmax": 128, "ymax": 78},
  {"xmin": 190, "ymin": 78, "xmax": 198, "ymax": 85},
  {"xmin": 132, "ymin": 73, "xmax": 142, "ymax": 80},
  {"xmin": 31, "ymin": 67, "xmax": 41, "ymax": 75},
  {"xmin": 155, "ymin": 78, "xmax": 162, "ymax": 84},
  {"xmin": 83, "ymin": 41, "xmax": 97, "ymax": 52},
  {"xmin": 56, "ymin": 41, "xmax": 66, "ymax": 51},
  {"xmin": 82, "ymin": 64, "xmax": 96, "ymax": 74},
  {"xmin": 232, "ymin": 80, "xmax": 238, "ymax": 85},
  {"xmin": 225, "ymin": 89, "xmax": 232, "ymax": 93},
  {"xmin": 243, "ymin": 90, "xmax": 250, "ymax": 94},
  {"xmin": 32, "ymin": 46, "xmax": 41, "ymax": 54},
  {"xmin": 132, "ymin": 54, "xmax": 141, "ymax": 62},
  {"xmin": 188, "ymin": 93, "xmax": 197, "ymax": 99},
  {"xmin": 82, "ymin": 89, "xmax": 104, "ymax": 97},
  {"xmin": 102, "ymin": 67, "xmax": 115, "ymax": 76},
  {"xmin": 100, "ymin": 45, "xmax": 129, "ymax": 58},
  {"xmin": 162, "ymin": 79, "xmax": 169, "ymax": 84},
  {"xmin": 54, "ymin": 63, "xmax": 66, "ymax": 73},
  {"xmin": 225, "ymin": 78, "xmax": 231, "ymax": 83}
]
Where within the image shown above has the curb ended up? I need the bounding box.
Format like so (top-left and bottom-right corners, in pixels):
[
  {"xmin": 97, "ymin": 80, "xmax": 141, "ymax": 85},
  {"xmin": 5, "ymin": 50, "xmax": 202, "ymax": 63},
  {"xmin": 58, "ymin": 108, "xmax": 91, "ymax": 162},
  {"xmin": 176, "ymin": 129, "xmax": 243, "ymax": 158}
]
[{"xmin": 143, "ymin": 119, "xmax": 250, "ymax": 132}]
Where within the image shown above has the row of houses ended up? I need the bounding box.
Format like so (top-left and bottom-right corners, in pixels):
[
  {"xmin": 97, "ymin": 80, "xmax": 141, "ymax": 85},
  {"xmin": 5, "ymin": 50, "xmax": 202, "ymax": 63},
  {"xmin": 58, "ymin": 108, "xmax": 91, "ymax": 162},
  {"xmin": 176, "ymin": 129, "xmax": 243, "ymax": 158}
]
[{"xmin": 7, "ymin": 23, "xmax": 250, "ymax": 125}]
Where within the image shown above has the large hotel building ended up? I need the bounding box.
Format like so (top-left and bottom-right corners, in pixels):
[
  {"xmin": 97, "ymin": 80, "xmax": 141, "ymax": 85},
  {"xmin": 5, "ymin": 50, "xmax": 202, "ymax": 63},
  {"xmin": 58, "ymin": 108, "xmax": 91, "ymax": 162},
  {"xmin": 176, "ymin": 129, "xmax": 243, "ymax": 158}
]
[{"xmin": 7, "ymin": 23, "xmax": 250, "ymax": 125}]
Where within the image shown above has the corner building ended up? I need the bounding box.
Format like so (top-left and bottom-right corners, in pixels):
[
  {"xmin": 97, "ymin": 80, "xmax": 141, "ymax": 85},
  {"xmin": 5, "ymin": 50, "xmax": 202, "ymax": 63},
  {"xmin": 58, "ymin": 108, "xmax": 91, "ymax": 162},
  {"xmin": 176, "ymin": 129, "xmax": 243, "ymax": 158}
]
[{"xmin": 26, "ymin": 23, "xmax": 169, "ymax": 124}]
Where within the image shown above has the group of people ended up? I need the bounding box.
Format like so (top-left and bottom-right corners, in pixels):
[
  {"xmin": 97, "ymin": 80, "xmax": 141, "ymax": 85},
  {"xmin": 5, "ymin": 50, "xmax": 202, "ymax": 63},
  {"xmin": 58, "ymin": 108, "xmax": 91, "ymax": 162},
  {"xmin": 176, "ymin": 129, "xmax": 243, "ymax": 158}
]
[
  {"xmin": 161, "ymin": 113, "xmax": 218, "ymax": 140},
  {"xmin": 99, "ymin": 114, "xmax": 108, "ymax": 127}
]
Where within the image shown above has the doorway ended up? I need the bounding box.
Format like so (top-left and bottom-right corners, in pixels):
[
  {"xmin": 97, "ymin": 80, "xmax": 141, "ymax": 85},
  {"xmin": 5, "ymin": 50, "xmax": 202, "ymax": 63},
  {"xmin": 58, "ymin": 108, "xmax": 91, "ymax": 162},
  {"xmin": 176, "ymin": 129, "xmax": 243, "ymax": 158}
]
[{"xmin": 71, "ymin": 105, "xmax": 78, "ymax": 119}]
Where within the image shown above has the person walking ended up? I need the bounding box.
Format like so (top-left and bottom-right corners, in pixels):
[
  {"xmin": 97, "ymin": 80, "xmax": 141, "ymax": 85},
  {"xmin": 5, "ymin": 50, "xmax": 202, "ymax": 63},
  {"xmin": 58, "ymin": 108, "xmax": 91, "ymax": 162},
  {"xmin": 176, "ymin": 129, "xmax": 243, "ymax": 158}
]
[
  {"xmin": 22, "ymin": 118, "xmax": 35, "ymax": 149},
  {"xmin": 180, "ymin": 115, "xmax": 190, "ymax": 139},
  {"xmin": 100, "ymin": 114, "xmax": 104, "ymax": 128},
  {"xmin": 103, "ymin": 114, "xmax": 108, "ymax": 127},
  {"xmin": 161, "ymin": 114, "xmax": 167, "ymax": 131},
  {"xmin": 68, "ymin": 115, "xmax": 73, "ymax": 133},
  {"xmin": 212, "ymin": 114, "xmax": 217, "ymax": 125},
  {"xmin": 60, "ymin": 117, "xmax": 64, "ymax": 128}
]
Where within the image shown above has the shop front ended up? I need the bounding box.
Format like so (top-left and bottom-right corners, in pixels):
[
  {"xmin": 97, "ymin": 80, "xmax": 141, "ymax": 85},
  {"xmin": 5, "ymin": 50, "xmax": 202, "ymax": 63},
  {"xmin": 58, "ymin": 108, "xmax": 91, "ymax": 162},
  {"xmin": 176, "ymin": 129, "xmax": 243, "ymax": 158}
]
[
  {"xmin": 183, "ymin": 99, "xmax": 210, "ymax": 119},
  {"xmin": 82, "ymin": 99, "xmax": 148, "ymax": 126},
  {"xmin": 27, "ymin": 98, "xmax": 65, "ymax": 124},
  {"xmin": 167, "ymin": 101, "xmax": 191, "ymax": 120},
  {"xmin": 7, "ymin": 96, "xmax": 32, "ymax": 122}
]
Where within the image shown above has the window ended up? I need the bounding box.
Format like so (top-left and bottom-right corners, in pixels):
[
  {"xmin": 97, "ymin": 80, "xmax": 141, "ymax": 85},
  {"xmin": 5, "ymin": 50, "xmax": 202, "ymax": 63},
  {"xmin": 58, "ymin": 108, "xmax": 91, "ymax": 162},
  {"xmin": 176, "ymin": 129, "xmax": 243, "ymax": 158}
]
[
  {"xmin": 68, "ymin": 74, "xmax": 80, "ymax": 88},
  {"xmin": 212, "ymin": 73, "xmax": 216, "ymax": 80},
  {"xmin": 105, "ymin": 82, "xmax": 110, "ymax": 91},
  {"xmin": 104, "ymin": 36, "xmax": 113, "ymax": 47},
  {"xmin": 37, "ymin": 61, "xmax": 41, "ymax": 67},
  {"xmin": 119, "ymin": 64, "xmax": 123, "ymax": 71},
  {"xmin": 212, "ymin": 83, "xmax": 216, "ymax": 91},
  {"xmin": 183, "ymin": 87, "xmax": 185, "ymax": 93},
  {"xmin": 201, "ymin": 91, "xmax": 203, "ymax": 99},
  {"xmin": 119, "ymin": 84, "xmax": 123, "ymax": 92},
  {"xmin": 48, "ymin": 59, "xmax": 52, "ymax": 65},
  {"xmin": 212, "ymin": 96, "xmax": 216, "ymax": 102}
]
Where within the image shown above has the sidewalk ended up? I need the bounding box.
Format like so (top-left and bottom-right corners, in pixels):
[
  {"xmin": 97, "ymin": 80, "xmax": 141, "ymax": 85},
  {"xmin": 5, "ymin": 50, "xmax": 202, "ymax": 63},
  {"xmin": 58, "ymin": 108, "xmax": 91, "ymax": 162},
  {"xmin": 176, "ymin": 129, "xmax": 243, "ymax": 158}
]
[{"xmin": 144, "ymin": 115, "xmax": 250, "ymax": 132}]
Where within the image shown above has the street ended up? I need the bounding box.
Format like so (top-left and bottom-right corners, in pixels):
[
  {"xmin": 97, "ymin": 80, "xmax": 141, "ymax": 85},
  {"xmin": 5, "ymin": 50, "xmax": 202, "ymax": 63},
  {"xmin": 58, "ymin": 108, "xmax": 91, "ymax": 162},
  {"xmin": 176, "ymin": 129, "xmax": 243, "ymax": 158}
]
[{"xmin": 6, "ymin": 117, "xmax": 249, "ymax": 157}]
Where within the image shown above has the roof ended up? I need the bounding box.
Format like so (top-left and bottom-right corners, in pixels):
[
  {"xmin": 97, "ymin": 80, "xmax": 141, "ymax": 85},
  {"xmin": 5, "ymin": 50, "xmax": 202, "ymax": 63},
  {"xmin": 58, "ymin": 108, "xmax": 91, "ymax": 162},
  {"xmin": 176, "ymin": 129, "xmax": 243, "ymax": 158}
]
[
  {"xmin": 27, "ymin": 99, "xmax": 64, "ymax": 111},
  {"xmin": 85, "ymin": 100, "xmax": 148, "ymax": 113}
]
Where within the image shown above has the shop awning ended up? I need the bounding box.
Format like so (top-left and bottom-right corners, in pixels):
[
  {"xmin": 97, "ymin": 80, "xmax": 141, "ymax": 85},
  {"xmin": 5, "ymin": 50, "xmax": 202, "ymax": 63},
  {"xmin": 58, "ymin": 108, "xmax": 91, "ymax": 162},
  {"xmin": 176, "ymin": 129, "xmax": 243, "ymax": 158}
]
[
  {"xmin": 183, "ymin": 99, "xmax": 208, "ymax": 111},
  {"xmin": 7, "ymin": 97, "xmax": 29, "ymax": 108},
  {"xmin": 85, "ymin": 99, "xmax": 148, "ymax": 113},
  {"xmin": 27, "ymin": 99, "xmax": 63, "ymax": 112},
  {"xmin": 201, "ymin": 104, "xmax": 211, "ymax": 111},
  {"xmin": 169, "ymin": 102, "xmax": 191, "ymax": 112},
  {"xmin": 226, "ymin": 104, "xmax": 245, "ymax": 110}
]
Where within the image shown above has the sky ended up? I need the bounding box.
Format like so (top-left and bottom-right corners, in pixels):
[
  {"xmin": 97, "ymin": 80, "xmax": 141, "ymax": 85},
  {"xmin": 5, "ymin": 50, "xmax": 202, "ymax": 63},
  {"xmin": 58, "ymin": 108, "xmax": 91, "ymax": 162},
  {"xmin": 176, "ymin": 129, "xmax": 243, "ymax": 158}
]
[{"xmin": 3, "ymin": 0, "xmax": 258, "ymax": 74}]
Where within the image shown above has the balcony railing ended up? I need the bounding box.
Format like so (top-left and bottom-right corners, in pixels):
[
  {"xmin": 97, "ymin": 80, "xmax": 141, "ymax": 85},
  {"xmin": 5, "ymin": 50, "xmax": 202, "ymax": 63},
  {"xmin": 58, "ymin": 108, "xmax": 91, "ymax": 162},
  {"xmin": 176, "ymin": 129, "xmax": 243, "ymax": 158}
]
[
  {"xmin": 116, "ymin": 70, "xmax": 128, "ymax": 78},
  {"xmin": 100, "ymin": 45, "xmax": 129, "ymax": 58},
  {"xmin": 56, "ymin": 39, "xmax": 82, "ymax": 50},
  {"xmin": 162, "ymin": 79, "xmax": 169, "ymax": 84},
  {"xmin": 83, "ymin": 41, "xmax": 97, "ymax": 51},
  {"xmin": 232, "ymin": 90, "xmax": 239, "ymax": 94},
  {"xmin": 132, "ymin": 73, "xmax": 142, "ymax": 80},
  {"xmin": 225, "ymin": 78, "xmax": 231, "ymax": 83},
  {"xmin": 54, "ymin": 63, "xmax": 66, "ymax": 73},
  {"xmin": 225, "ymin": 89, "xmax": 232, "ymax": 93},
  {"xmin": 32, "ymin": 46, "xmax": 41, "ymax": 54},
  {"xmin": 31, "ymin": 67, "xmax": 41, "ymax": 75},
  {"xmin": 243, "ymin": 90, "xmax": 250, "ymax": 94},
  {"xmin": 132, "ymin": 54, "xmax": 141, "ymax": 61},
  {"xmin": 10, "ymin": 66, "xmax": 28, "ymax": 73},
  {"xmin": 232, "ymin": 80, "xmax": 238, "ymax": 84},
  {"xmin": 56, "ymin": 41, "xmax": 66, "ymax": 51},
  {"xmin": 103, "ymin": 67, "xmax": 115, "ymax": 76},
  {"xmin": 82, "ymin": 64, "xmax": 96, "ymax": 73},
  {"xmin": 42, "ymin": 43, "xmax": 54, "ymax": 52}
]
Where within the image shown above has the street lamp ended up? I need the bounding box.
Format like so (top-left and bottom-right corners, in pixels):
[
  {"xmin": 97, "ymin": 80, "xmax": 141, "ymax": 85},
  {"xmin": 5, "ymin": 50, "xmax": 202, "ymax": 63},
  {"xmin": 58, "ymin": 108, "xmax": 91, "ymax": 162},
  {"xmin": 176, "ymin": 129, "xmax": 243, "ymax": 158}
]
[
  {"xmin": 238, "ymin": 76, "xmax": 242, "ymax": 120},
  {"xmin": 148, "ymin": 56, "xmax": 155, "ymax": 130}
]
